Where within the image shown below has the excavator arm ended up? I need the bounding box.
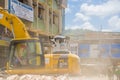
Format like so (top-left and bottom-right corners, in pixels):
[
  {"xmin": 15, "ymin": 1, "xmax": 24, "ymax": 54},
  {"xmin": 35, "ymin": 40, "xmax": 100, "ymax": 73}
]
[{"xmin": 0, "ymin": 7, "xmax": 30, "ymax": 39}]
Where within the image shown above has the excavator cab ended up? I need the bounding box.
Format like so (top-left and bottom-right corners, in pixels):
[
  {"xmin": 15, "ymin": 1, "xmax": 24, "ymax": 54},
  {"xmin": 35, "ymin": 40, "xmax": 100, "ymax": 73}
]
[
  {"xmin": 0, "ymin": 7, "xmax": 45, "ymax": 74},
  {"xmin": 6, "ymin": 39, "xmax": 45, "ymax": 74},
  {"xmin": 5, "ymin": 38, "xmax": 45, "ymax": 74}
]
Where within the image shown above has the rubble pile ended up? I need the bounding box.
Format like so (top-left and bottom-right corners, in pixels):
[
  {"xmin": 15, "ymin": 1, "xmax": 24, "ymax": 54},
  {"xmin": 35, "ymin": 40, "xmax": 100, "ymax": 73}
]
[{"xmin": 0, "ymin": 74, "xmax": 70, "ymax": 80}]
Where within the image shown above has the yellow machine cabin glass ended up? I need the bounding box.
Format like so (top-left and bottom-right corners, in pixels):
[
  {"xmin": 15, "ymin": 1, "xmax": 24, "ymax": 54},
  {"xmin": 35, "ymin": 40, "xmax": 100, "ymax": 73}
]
[
  {"xmin": 0, "ymin": 44, "xmax": 9, "ymax": 69},
  {"xmin": 9, "ymin": 40, "xmax": 44, "ymax": 68}
]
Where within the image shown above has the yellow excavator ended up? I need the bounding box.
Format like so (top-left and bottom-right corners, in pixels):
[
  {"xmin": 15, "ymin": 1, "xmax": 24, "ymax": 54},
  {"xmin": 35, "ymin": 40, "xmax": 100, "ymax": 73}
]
[{"xmin": 0, "ymin": 7, "xmax": 80, "ymax": 75}]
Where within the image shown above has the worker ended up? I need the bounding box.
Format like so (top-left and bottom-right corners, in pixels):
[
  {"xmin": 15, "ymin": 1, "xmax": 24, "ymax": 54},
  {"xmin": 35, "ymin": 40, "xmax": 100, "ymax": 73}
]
[{"xmin": 15, "ymin": 43, "xmax": 28, "ymax": 66}]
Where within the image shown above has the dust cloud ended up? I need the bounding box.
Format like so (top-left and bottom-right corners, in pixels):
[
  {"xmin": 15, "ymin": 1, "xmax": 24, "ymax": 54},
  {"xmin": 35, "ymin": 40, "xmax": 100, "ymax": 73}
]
[{"xmin": 0, "ymin": 58, "xmax": 117, "ymax": 80}]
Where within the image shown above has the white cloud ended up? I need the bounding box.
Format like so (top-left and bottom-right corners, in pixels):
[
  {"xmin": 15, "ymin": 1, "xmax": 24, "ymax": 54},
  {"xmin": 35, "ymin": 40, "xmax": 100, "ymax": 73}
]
[
  {"xmin": 65, "ymin": 22, "xmax": 96, "ymax": 31},
  {"xmin": 85, "ymin": 0, "xmax": 92, "ymax": 3},
  {"xmin": 73, "ymin": 13, "xmax": 90, "ymax": 22},
  {"xmin": 108, "ymin": 16, "xmax": 120, "ymax": 30},
  {"xmin": 65, "ymin": 5, "xmax": 71, "ymax": 14},
  {"xmin": 80, "ymin": 0, "xmax": 120, "ymax": 17},
  {"xmin": 71, "ymin": 0, "xmax": 78, "ymax": 2},
  {"xmin": 81, "ymin": 22, "xmax": 96, "ymax": 31},
  {"xmin": 65, "ymin": 25, "xmax": 81, "ymax": 30}
]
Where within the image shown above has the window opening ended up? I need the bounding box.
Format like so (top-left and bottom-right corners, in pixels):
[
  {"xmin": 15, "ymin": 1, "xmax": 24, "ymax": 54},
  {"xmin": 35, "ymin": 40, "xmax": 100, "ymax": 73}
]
[
  {"xmin": 38, "ymin": 4, "xmax": 44, "ymax": 20},
  {"xmin": 53, "ymin": 12, "xmax": 58, "ymax": 25},
  {"xmin": 18, "ymin": 0, "xmax": 33, "ymax": 7},
  {"xmin": 49, "ymin": 10, "xmax": 52, "ymax": 24}
]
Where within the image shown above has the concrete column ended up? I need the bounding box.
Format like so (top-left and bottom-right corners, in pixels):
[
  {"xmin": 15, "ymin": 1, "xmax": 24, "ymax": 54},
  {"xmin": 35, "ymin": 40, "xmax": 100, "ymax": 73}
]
[
  {"xmin": 27, "ymin": 0, "xmax": 33, "ymax": 7},
  {"xmin": 45, "ymin": 5, "xmax": 49, "ymax": 34},
  {"xmin": 58, "ymin": 9, "xmax": 62, "ymax": 34},
  {"xmin": 5, "ymin": 0, "xmax": 8, "ymax": 9}
]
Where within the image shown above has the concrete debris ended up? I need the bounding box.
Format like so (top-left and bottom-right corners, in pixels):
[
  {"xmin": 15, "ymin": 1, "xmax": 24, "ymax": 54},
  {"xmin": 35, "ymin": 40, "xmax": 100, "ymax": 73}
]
[
  {"xmin": 0, "ymin": 74, "xmax": 70, "ymax": 80},
  {"xmin": 0, "ymin": 74, "xmax": 112, "ymax": 80},
  {"xmin": 6, "ymin": 75, "xmax": 19, "ymax": 80}
]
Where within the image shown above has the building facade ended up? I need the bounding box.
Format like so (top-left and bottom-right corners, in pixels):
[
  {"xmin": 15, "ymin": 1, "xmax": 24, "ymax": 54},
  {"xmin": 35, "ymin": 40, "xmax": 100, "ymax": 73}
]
[
  {"xmin": 69, "ymin": 32, "xmax": 120, "ymax": 59},
  {"xmin": 0, "ymin": 0, "xmax": 67, "ymax": 37},
  {"xmin": 0, "ymin": 0, "xmax": 67, "ymax": 68}
]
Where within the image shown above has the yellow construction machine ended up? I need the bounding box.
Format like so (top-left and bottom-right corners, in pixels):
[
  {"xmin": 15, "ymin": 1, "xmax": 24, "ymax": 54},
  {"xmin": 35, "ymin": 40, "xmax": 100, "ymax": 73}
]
[{"xmin": 0, "ymin": 7, "xmax": 80, "ymax": 75}]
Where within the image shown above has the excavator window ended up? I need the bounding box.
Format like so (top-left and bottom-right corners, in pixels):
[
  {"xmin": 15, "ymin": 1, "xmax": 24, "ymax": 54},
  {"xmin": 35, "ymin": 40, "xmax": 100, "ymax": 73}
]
[
  {"xmin": 14, "ymin": 43, "xmax": 28, "ymax": 66},
  {"xmin": 9, "ymin": 40, "xmax": 44, "ymax": 68},
  {"xmin": 0, "ymin": 44, "xmax": 9, "ymax": 69}
]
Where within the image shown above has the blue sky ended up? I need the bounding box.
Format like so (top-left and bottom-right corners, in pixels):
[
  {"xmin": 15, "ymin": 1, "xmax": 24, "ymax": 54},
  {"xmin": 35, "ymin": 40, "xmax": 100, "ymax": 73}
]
[{"xmin": 65, "ymin": 0, "xmax": 120, "ymax": 32}]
